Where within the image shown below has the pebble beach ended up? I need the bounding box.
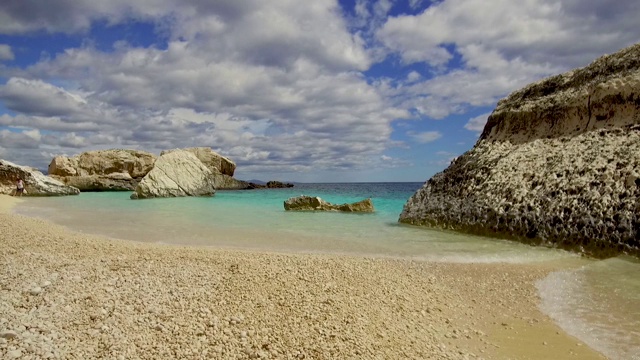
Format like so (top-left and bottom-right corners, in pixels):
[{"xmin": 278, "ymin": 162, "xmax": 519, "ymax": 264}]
[{"xmin": 0, "ymin": 195, "xmax": 604, "ymax": 359}]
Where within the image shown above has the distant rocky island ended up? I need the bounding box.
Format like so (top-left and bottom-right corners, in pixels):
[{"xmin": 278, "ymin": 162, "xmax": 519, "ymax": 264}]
[
  {"xmin": 400, "ymin": 43, "xmax": 640, "ymax": 257},
  {"xmin": 0, "ymin": 147, "xmax": 294, "ymax": 198}
]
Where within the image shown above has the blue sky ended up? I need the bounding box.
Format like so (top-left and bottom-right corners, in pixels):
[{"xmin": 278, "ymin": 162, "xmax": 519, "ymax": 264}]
[{"xmin": 0, "ymin": 0, "xmax": 639, "ymax": 182}]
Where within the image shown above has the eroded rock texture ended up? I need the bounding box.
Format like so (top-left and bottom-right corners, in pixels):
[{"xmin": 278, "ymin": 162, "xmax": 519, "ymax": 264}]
[{"xmin": 400, "ymin": 43, "xmax": 640, "ymax": 257}]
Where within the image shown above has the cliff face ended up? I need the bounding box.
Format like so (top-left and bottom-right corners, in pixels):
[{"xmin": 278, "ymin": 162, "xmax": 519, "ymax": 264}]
[
  {"xmin": 481, "ymin": 44, "xmax": 640, "ymax": 144},
  {"xmin": 399, "ymin": 43, "xmax": 640, "ymax": 257}
]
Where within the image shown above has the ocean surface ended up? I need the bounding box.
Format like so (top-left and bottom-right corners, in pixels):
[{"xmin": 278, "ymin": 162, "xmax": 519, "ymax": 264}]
[{"xmin": 14, "ymin": 182, "xmax": 640, "ymax": 359}]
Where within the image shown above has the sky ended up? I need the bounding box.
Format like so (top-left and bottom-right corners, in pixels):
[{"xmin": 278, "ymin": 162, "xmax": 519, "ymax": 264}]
[{"xmin": 0, "ymin": 0, "xmax": 639, "ymax": 182}]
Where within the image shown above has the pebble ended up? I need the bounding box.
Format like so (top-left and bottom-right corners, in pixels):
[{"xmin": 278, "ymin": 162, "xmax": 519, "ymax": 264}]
[
  {"xmin": 7, "ymin": 349, "xmax": 22, "ymax": 358},
  {"xmin": 0, "ymin": 207, "xmax": 586, "ymax": 360},
  {"xmin": 30, "ymin": 287, "xmax": 43, "ymax": 295},
  {"xmin": 0, "ymin": 330, "xmax": 18, "ymax": 339}
]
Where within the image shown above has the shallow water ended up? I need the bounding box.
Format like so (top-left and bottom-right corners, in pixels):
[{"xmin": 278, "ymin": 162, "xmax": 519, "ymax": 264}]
[
  {"xmin": 15, "ymin": 183, "xmax": 573, "ymax": 263},
  {"xmin": 13, "ymin": 182, "xmax": 640, "ymax": 358},
  {"xmin": 537, "ymin": 256, "xmax": 640, "ymax": 360}
]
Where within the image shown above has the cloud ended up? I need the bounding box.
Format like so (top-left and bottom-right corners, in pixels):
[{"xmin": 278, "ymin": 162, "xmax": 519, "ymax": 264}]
[
  {"xmin": 0, "ymin": 44, "xmax": 14, "ymax": 60},
  {"xmin": 0, "ymin": 78, "xmax": 88, "ymax": 117},
  {"xmin": 464, "ymin": 112, "xmax": 491, "ymax": 132},
  {"xmin": 0, "ymin": 1, "xmax": 413, "ymax": 175},
  {"xmin": 0, "ymin": 129, "xmax": 41, "ymax": 149},
  {"xmin": 378, "ymin": 0, "xmax": 640, "ymax": 68},
  {"xmin": 408, "ymin": 130, "xmax": 442, "ymax": 144},
  {"xmin": 376, "ymin": 0, "xmax": 640, "ymax": 119},
  {"xmin": 0, "ymin": 0, "xmax": 639, "ymax": 180}
]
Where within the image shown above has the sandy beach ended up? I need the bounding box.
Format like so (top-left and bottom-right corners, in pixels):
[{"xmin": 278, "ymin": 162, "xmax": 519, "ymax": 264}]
[{"xmin": 0, "ymin": 195, "xmax": 604, "ymax": 359}]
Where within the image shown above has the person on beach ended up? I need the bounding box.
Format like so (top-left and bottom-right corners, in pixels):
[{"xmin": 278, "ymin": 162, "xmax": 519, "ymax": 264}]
[{"xmin": 15, "ymin": 178, "xmax": 25, "ymax": 197}]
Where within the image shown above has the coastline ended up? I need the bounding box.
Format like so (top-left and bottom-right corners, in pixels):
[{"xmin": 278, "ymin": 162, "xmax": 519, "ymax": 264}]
[{"xmin": 0, "ymin": 195, "xmax": 604, "ymax": 359}]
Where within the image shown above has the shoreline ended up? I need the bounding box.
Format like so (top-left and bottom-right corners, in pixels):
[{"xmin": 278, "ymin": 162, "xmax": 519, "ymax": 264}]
[{"xmin": 0, "ymin": 195, "xmax": 604, "ymax": 359}]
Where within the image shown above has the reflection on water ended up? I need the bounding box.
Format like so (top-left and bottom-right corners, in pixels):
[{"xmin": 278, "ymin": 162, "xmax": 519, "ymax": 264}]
[{"xmin": 537, "ymin": 257, "xmax": 640, "ymax": 360}]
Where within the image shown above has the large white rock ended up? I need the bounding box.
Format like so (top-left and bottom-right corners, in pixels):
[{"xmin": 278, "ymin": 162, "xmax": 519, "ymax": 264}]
[
  {"xmin": 131, "ymin": 150, "xmax": 216, "ymax": 199},
  {"xmin": 161, "ymin": 147, "xmax": 236, "ymax": 176},
  {"xmin": 0, "ymin": 160, "xmax": 80, "ymax": 196}
]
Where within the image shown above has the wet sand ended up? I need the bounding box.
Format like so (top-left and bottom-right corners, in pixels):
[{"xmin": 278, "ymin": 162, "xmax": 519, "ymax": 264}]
[{"xmin": 0, "ymin": 195, "xmax": 604, "ymax": 359}]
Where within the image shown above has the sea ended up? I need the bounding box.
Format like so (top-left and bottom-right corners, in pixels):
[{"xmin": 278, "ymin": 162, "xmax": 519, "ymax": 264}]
[{"xmin": 13, "ymin": 182, "xmax": 640, "ymax": 359}]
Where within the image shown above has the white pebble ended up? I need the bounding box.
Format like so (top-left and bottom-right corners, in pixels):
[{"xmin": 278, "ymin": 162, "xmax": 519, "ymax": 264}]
[
  {"xmin": 7, "ymin": 349, "xmax": 22, "ymax": 359},
  {"xmin": 30, "ymin": 287, "xmax": 43, "ymax": 295}
]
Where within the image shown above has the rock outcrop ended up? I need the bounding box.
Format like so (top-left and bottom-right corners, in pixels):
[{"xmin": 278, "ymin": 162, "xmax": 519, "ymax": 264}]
[
  {"xmin": 0, "ymin": 160, "xmax": 80, "ymax": 196},
  {"xmin": 246, "ymin": 181, "xmax": 295, "ymax": 189},
  {"xmin": 131, "ymin": 150, "xmax": 216, "ymax": 199},
  {"xmin": 211, "ymin": 171, "xmax": 251, "ymax": 190},
  {"xmin": 284, "ymin": 196, "xmax": 374, "ymax": 212},
  {"xmin": 49, "ymin": 150, "xmax": 156, "ymax": 191},
  {"xmin": 160, "ymin": 147, "xmax": 244, "ymax": 190},
  {"xmin": 160, "ymin": 147, "xmax": 235, "ymax": 176},
  {"xmin": 399, "ymin": 43, "xmax": 640, "ymax": 257}
]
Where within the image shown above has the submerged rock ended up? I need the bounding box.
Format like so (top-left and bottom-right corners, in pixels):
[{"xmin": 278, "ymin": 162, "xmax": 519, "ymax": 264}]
[
  {"xmin": 0, "ymin": 159, "xmax": 80, "ymax": 196},
  {"xmin": 284, "ymin": 196, "xmax": 374, "ymax": 212},
  {"xmin": 131, "ymin": 150, "xmax": 216, "ymax": 199},
  {"xmin": 399, "ymin": 43, "xmax": 640, "ymax": 257}
]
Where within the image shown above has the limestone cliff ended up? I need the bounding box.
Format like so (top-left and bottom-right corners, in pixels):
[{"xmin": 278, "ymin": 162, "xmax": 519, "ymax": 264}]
[
  {"xmin": 399, "ymin": 43, "xmax": 640, "ymax": 257},
  {"xmin": 49, "ymin": 149, "xmax": 156, "ymax": 191}
]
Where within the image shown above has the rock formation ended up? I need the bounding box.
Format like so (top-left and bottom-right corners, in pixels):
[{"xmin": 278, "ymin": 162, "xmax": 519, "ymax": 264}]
[
  {"xmin": 160, "ymin": 147, "xmax": 245, "ymax": 190},
  {"xmin": 399, "ymin": 43, "xmax": 640, "ymax": 257},
  {"xmin": 211, "ymin": 171, "xmax": 251, "ymax": 190},
  {"xmin": 284, "ymin": 196, "xmax": 374, "ymax": 212},
  {"xmin": 0, "ymin": 160, "xmax": 80, "ymax": 196},
  {"xmin": 246, "ymin": 181, "xmax": 295, "ymax": 189},
  {"xmin": 160, "ymin": 147, "xmax": 235, "ymax": 176},
  {"xmin": 131, "ymin": 150, "xmax": 216, "ymax": 199},
  {"xmin": 49, "ymin": 149, "xmax": 156, "ymax": 191}
]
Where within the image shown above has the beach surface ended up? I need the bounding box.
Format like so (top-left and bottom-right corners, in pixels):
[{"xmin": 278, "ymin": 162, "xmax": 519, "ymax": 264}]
[{"xmin": 0, "ymin": 195, "xmax": 604, "ymax": 359}]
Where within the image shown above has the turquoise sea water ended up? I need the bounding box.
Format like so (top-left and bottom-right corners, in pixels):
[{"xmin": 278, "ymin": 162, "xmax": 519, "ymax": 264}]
[{"xmin": 13, "ymin": 182, "xmax": 640, "ymax": 359}]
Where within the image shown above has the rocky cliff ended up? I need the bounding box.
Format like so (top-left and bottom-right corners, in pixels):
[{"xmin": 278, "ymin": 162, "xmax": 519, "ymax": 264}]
[
  {"xmin": 399, "ymin": 43, "xmax": 640, "ymax": 257},
  {"xmin": 49, "ymin": 149, "xmax": 156, "ymax": 191}
]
